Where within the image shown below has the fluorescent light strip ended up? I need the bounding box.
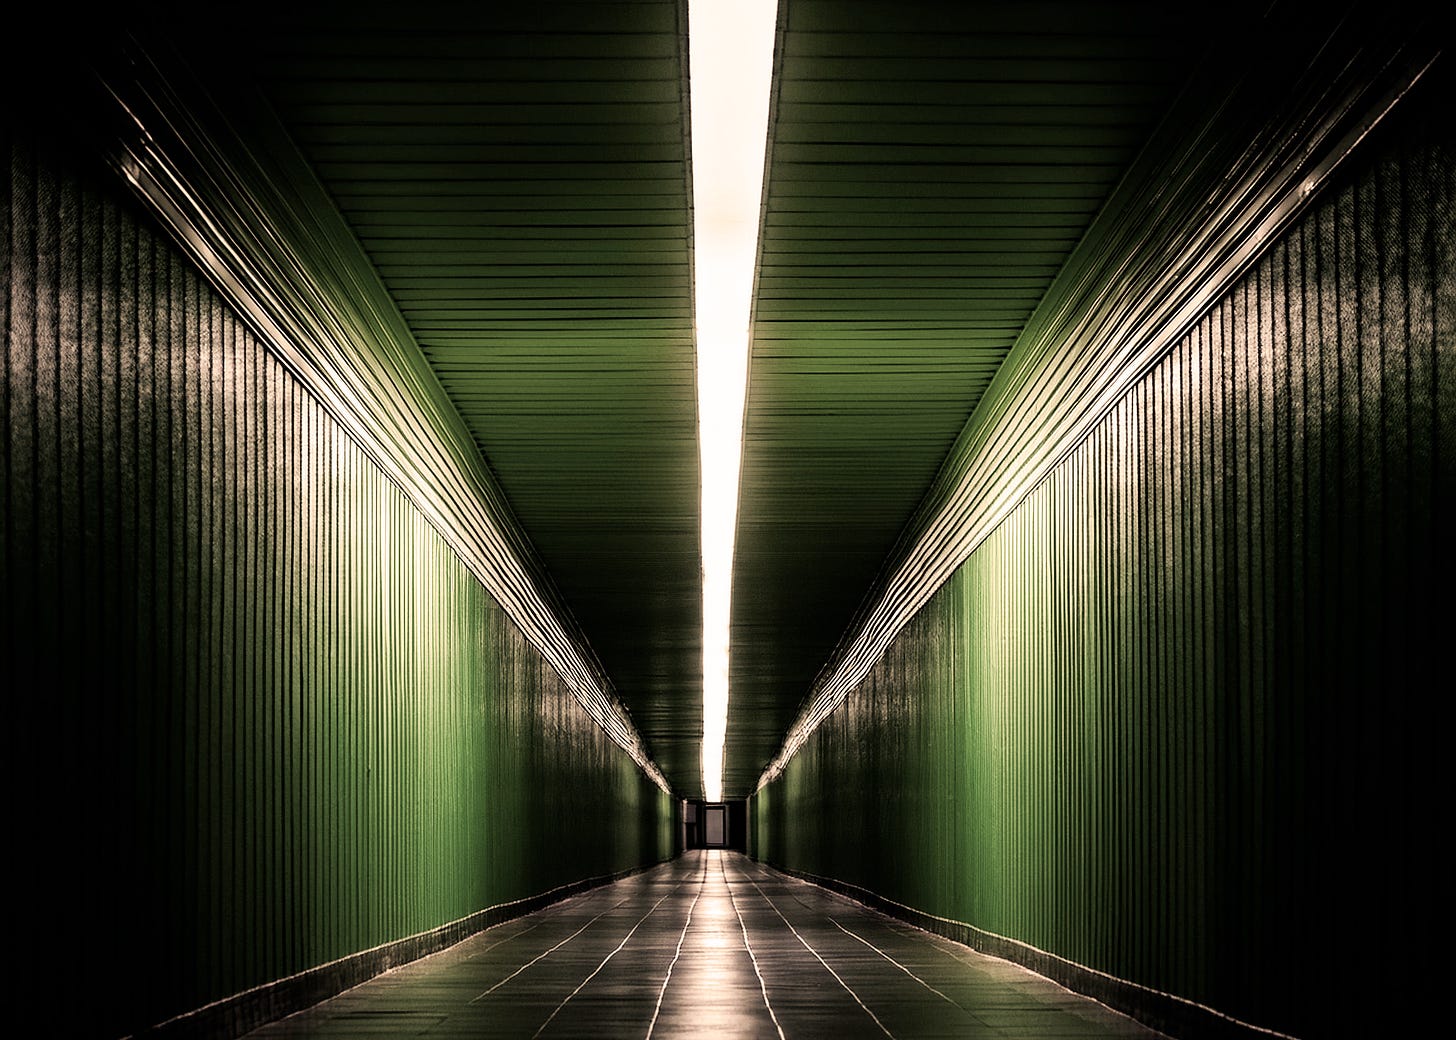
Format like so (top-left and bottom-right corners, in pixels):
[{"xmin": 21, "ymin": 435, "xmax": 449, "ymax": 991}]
[{"xmin": 690, "ymin": 0, "xmax": 778, "ymax": 803}]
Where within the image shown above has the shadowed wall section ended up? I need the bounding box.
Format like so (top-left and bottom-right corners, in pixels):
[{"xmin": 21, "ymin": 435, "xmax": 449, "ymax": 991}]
[
  {"xmin": 2, "ymin": 126, "xmax": 673, "ymax": 1038},
  {"xmin": 750, "ymin": 76, "xmax": 1451, "ymax": 1040}
]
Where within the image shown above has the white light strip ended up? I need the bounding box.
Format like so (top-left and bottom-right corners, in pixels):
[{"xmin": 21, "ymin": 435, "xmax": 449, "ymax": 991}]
[{"xmin": 690, "ymin": 0, "xmax": 778, "ymax": 803}]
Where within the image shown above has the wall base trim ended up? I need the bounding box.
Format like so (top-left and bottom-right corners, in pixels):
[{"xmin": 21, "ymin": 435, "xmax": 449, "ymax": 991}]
[
  {"xmin": 755, "ymin": 860, "xmax": 1298, "ymax": 1040},
  {"xmin": 138, "ymin": 858, "xmax": 672, "ymax": 1039}
]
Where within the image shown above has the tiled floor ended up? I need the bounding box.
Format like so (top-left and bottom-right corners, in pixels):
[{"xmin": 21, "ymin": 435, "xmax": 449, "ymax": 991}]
[{"xmin": 244, "ymin": 851, "xmax": 1165, "ymax": 1039}]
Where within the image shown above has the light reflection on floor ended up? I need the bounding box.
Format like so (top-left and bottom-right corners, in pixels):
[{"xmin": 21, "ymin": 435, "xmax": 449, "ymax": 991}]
[{"xmin": 245, "ymin": 851, "xmax": 1165, "ymax": 1039}]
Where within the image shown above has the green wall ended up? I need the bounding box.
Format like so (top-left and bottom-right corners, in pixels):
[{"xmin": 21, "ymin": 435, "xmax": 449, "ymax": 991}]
[
  {"xmin": 751, "ymin": 74, "xmax": 1450, "ymax": 1040},
  {"xmin": 3, "ymin": 124, "xmax": 673, "ymax": 1037}
]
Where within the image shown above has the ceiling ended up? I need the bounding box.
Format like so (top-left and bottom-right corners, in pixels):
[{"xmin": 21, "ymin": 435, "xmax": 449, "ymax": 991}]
[{"xmin": 139, "ymin": 0, "xmax": 1208, "ymax": 798}]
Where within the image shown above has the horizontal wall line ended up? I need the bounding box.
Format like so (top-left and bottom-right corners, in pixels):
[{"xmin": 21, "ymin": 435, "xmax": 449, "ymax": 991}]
[
  {"xmin": 97, "ymin": 39, "xmax": 668, "ymax": 791},
  {"xmin": 757, "ymin": 7, "xmax": 1442, "ymax": 787},
  {"xmin": 139, "ymin": 860, "xmax": 669, "ymax": 1040},
  {"xmin": 758, "ymin": 861, "xmax": 1299, "ymax": 1040}
]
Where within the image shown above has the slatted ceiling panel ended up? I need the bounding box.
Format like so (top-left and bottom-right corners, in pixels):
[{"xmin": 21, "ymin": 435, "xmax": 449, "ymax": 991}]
[
  {"xmin": 137, "ymin": 0, "xmax": 1211, "ymax": 798},
  {"xmin": 244, "ymin": 3, "xmax": 703, "ymax": 792},
  {"xmin": 725, "ymin": 1, "xmax": 1204, "ymax": 795}
]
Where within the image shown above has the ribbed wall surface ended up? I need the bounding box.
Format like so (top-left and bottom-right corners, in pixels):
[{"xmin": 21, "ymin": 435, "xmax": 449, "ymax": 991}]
[
  {"xmin": 750, "ymin": 83, "xmax": 1452, "ymax": 1039},
  {"xmin": 2, "ymin": 127, "xmax": 673, "ymax": 1037},
  {"xmin": 728, "ymin": 0, "xmax": 1202, "ymax": 794}
]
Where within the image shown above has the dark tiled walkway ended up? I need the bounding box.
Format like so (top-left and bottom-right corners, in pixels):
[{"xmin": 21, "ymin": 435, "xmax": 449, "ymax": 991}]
[{"xmin": 245, "ymin": 851, "xmax": 1164, "ymax": 1039}]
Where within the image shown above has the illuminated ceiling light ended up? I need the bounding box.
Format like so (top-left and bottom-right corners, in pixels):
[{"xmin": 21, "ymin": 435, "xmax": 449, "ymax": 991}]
[{"xmin": 690, "ymin": 0, "xmax": 777, "ymax": 804}]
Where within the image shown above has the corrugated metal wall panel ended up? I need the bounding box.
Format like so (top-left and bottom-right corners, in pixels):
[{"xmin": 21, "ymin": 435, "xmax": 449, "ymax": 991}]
[
  {"xmin": 2, "ymin": 127, "xmax": 673, "ymax": 1038},
  {"xmin": 750, "ymin": 80, "xmax": 1451, "ymax": 1040}
]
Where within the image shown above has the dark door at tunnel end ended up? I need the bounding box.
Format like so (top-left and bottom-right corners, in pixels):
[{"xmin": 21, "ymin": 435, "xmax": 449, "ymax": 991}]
[{"xmin": 684, "ymin": 800, "xmax": 746, "ymax": 852}]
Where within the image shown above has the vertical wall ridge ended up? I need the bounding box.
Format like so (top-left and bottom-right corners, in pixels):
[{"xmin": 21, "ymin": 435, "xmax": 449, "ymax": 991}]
[
  {"xmin": 3, "ymin": 117, "xmax": 674, "ymax": 1038},
  {"xmin": 750, "ymin": 65, "xmax": 1450, "ymax": 1040}
]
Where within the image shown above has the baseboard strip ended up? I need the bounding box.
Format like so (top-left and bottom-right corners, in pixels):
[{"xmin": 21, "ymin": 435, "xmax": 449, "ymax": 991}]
[
  {"xmin": 138, "ymin": 859, "xmax": 668, "ymax": 1039},
  {"xmin": 757, "ymin": 860, "xmax": 1298, "ymax": 1040}
]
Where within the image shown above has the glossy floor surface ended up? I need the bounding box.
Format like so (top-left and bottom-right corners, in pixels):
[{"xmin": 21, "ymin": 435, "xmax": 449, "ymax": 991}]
[{"xmin": 245, "ymin": 851, "xmax": 1164, "ymax": 1039}]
